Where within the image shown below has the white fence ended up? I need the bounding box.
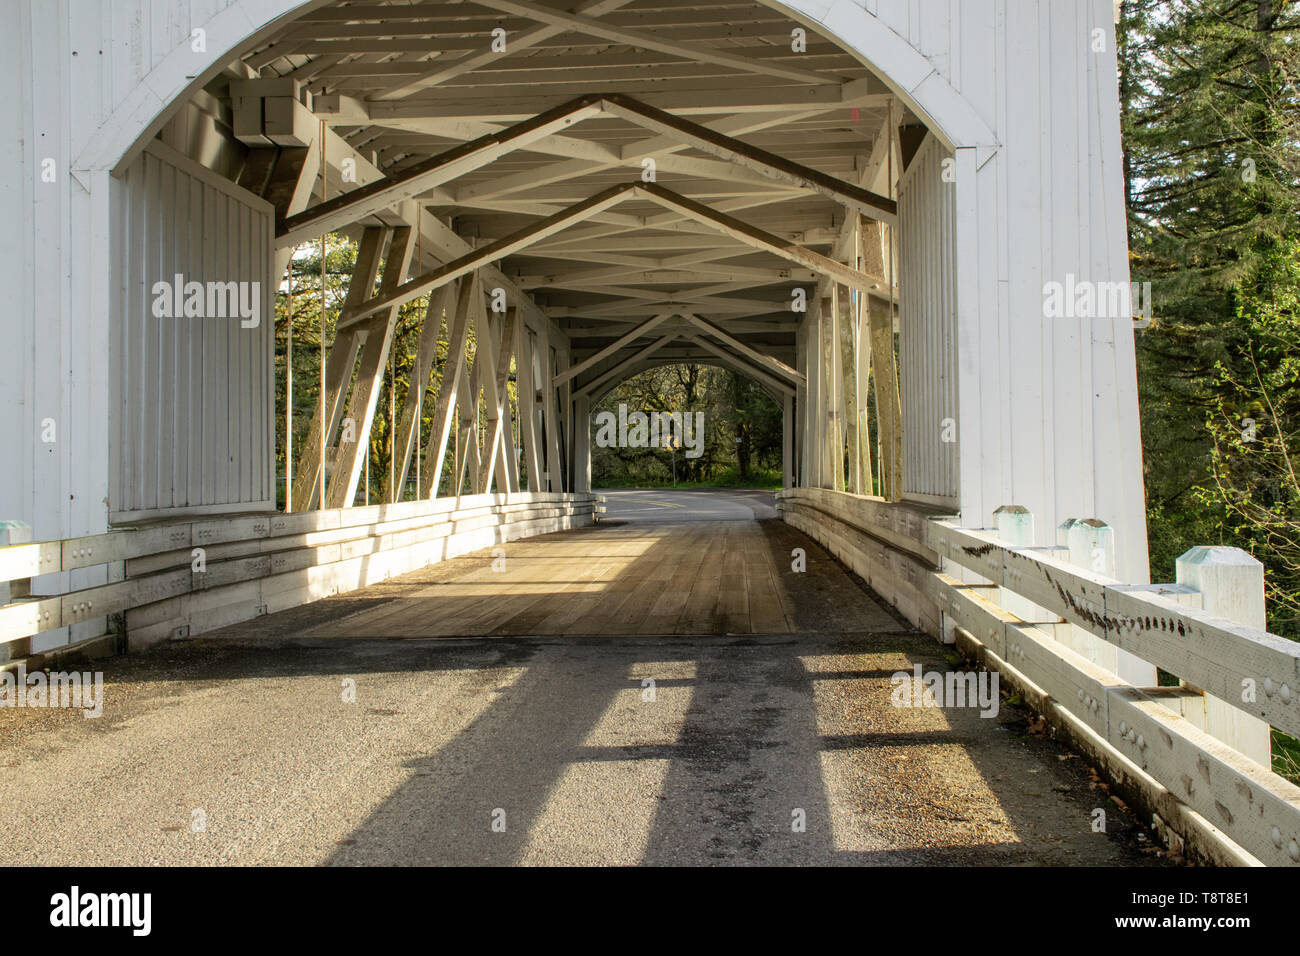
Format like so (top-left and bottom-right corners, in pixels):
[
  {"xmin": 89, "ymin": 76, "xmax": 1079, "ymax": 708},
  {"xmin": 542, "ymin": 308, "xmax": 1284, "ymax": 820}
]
[
  {"xmin": 0, "ymin": 492, "xmax": 597, "ymax": 659},
  {"xmin": 778, "ymin": 487, "xmax": 1300, "ymax": 867}
]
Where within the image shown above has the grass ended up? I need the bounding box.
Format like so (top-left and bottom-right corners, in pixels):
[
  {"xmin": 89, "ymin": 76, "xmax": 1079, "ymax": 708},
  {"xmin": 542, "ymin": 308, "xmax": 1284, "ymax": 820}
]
[{"xmin": 1274, "ymin": 728, "xmax": 1300, "ymax": 784}]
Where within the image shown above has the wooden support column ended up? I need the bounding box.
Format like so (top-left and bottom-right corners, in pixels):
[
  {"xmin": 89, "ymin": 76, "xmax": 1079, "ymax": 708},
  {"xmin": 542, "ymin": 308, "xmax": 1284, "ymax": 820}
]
[
  {"xmin": 389, "ymin": 282, "xmax": 456, "ymax": 498},
  {"xmin": 490, "ymin": 305, "xmax": 521, "ymax": 493},
  {"xmin": 839, "ymin": 284, "xmax": 861, "ymax": 495},
  {"xmin": 292, "ymin": 226, "xmax": 387, "ymax": 512},
  {"xmin": 418, "ymin": 275, "xmax": 478, "ymax": 498},
  {"xmin": 802, "ymin": 296, "xmax": 823, "ymax": 489},
  {"xmin": 517, "ymin": 323, "xmax": 543, "ymax": 491},
  {"xmin": 573, "ymin": 393, "xmax": 592, "ymax": 493},
  {"xmin": 559, "ymin": 343, "xmax": 574, "ymax": 492},
  {"xmin": 537, "ymin": 323, "xmax": 564, "ymax": 491},
  {"xmin": 456, "ymin": 291, "xmax": 486, "ymax": 495},
  {"xmin": 854, "ymin": 278, "xmax": 874, "ymax": 496},
  {"xmin": 237, "ymin": 139, "xmax": 320, "ymax": 284},
  {"xmin": 328, "ymin": 226, "xmax": 416, "ymax": 509},
  {"xmin": 782, "ymin": 393, "xmax": 794, "ymax": 489},
  {"xmin": 794, "ymin": 317, "xmax": 808, "ymax": 487},
  {"xmin": 821, "ymin": 288, "xmax": 842, "ymax": 489},
  {"xmin": 477, "ymin": 300, "xmax": 519, "ymax": 494},
  {"xmin": 869, "ymin": 296, "xmax": 903, "ymax": 500}
]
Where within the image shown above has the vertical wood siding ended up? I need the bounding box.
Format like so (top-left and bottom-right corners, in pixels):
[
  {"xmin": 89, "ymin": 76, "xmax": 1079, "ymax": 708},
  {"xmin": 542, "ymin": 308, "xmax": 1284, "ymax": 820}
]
[
  {"xmin": 898, "ymin": 134, "xmax": 958, "ymax": 504},
  {"xmin": 111, "ymin": 140, "xmax": 274, "ymax": 520}
]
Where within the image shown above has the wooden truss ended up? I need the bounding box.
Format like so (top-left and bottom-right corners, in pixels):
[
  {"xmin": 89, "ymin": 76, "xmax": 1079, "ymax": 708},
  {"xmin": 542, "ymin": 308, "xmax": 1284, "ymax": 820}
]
[{"xmin": 241, "ymin": 2, "xmax": 912, "ymax": 504}]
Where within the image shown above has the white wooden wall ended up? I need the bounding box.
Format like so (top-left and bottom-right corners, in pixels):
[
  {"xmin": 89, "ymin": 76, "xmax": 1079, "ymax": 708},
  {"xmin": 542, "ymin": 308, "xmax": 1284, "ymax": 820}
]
[
  {"xmin": 112, "ymin": 140, "xmax": 275, "ymax": 520},
  {"xmin": 2, "ymin": 0, "xmax": 1151, "ymax": 585},
  {"xmin": 807, "ymin": 0, "xmax": 1149, "ymax": 582},
  {"xmin": 898, "ymin": 133, "xmax": 958, "ymax": 505}
]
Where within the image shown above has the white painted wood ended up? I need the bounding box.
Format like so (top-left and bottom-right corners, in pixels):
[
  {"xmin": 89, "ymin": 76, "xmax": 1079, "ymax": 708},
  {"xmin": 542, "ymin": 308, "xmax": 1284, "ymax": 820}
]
[
  {"xmin": 1177, "ymin": 547, "xmax": 1274, "ymax": 767},
  {"xmin": 779, "ymin": 488, "xmax": 1300, "ymax": 865},
  {"xmin": 110, "ymin": 141, "xmax": 275, "ymax": 520},
  {"xmin": 2, "ymin": 0, "xmax": 1155, "ymax": 652},
  {"xmin": 898, "ymin": 133, "xmax": 958, "ymax": 504}
]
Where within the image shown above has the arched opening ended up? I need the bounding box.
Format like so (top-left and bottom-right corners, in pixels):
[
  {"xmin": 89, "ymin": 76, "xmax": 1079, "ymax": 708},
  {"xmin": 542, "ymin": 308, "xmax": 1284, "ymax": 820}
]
[
  {"xmin": 104, "ymin": 0, "xmax": 965, "ymax": 522},
  {"xmin": 587, "ymin": 362, "xmax": 784, "ymax": 491}
]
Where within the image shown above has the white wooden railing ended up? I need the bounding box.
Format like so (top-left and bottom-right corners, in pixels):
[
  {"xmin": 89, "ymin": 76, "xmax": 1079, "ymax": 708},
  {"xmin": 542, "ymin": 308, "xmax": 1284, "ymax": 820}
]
[
  {"xmin": 0, "ymin": 492, "xmax": 597, "ymax": 660},
  {"xmin": 778, "ymin": 487, "xmax": 1300, "ymax": 867}
]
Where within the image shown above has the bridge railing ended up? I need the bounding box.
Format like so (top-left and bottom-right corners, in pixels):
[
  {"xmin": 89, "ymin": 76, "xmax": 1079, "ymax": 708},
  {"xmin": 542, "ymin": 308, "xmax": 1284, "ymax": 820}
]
[
  {"xmin": 778, "ymin": 487, "xmax": 1300, "ymax": 867},
  {"xmin": 0, "ymin": 492, "xmax": 597, "ymax": 662}
]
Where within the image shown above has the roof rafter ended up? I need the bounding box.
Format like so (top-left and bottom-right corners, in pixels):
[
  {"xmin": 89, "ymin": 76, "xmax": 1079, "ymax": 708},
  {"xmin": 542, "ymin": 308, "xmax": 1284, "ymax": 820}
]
[
  {"xmin": 374, "ymin": 0, "xmax": 639, "ymax": 101},
  {"xmin": 465, "ymin": 0, "xmax": 837, "ymax": 87}
]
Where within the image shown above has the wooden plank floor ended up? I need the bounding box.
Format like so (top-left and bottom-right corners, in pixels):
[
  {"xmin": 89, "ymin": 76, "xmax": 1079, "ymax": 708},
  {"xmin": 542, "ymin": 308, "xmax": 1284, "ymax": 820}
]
[{"xmin": 291, "ymin": 504, "xmax": 902, "ymax": 639}]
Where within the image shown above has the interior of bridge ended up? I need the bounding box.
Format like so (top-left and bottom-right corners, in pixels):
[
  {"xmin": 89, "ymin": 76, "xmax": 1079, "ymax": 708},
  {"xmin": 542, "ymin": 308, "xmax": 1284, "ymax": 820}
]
[{"xmin": 154, "ymin": 0, "xmax": 918, "ymax": 507}]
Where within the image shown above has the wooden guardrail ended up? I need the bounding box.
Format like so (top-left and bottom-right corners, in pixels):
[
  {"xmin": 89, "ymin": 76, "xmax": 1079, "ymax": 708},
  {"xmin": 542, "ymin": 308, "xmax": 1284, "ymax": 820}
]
[
  {"xmin": 778, "ymin": 487, "xmax": 1300, "ymax": 867},
  {"xmin": 1, "ymin": 492, "xmax": 597, "ymax": 657}
]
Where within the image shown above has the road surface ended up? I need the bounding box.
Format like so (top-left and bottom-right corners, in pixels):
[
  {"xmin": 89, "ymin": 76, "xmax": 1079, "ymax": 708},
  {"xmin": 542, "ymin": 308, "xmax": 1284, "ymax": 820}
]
[{"xmin": 0, "ymin": 490, "xmax": 1169, "ymax": 866}]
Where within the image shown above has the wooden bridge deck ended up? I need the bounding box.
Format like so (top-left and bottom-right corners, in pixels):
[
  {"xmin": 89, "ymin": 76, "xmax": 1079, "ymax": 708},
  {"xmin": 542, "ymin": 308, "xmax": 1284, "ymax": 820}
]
[
  {"xmin": 0, "ymin": 491, "xmax": 1171, "ymax": 866},
  {"xmin": 285, "ymin": 493, "xmax": 898, "ymax": 640}
]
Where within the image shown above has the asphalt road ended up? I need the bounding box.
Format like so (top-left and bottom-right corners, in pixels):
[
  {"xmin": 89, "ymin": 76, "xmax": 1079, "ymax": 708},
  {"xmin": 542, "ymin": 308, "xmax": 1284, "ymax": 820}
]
[{"xmin": 0, "ymin": 491, "xmax": 1170, "ymax": 866}]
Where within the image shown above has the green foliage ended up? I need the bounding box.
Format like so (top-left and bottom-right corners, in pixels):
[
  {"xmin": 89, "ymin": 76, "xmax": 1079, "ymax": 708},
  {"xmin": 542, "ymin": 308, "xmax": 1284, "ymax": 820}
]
[
  {"xmin": 273, "ymin": 236, "xmax": 476, "ymax": 507},
  {"xmin": 590, "ymin": 363, "xmax": 783, "ymax": 488},
  {"xmin": 1198, "ymin": 238, "xmax": 1300, "ymax": 635},
  {"xmin": 1121, "ymin": 0, "xmax": 1300, "ymax": 636}
]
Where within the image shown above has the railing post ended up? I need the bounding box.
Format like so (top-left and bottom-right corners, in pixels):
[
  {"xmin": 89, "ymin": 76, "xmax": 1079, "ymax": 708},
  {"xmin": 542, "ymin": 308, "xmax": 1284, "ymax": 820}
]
[
  {"xmin": 1176, "ymin": 547, "xmax": 1274, "ymax": 766},
  {"xmin": 1063, "ymin": 518, "xmax": 1157, "ymax": 687},
  {"xmin": 0, "ymin": 520, "xmax": 32, "ymax": 662},
  {"xmin": 994, "ymin": 506, "xmax": 1047, "ymax": 623}
]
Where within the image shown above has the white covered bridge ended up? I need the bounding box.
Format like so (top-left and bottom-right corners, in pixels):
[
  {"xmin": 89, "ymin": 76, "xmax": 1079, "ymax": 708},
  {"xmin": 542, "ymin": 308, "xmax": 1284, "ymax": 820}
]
[{"xmin": 1, "ymin": 0, "xmax": 1299, "ymax": 867}]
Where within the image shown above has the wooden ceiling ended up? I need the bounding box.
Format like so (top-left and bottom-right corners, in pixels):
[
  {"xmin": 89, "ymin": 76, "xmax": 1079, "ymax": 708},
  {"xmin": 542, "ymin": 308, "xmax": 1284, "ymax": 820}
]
[{"xmin": 236, "ymin": 0, "xmax": 910, "ymax": 376}]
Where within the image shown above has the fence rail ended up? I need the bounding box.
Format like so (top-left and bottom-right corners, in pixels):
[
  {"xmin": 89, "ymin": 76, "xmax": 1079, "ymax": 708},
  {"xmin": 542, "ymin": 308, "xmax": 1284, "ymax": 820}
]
[
  {"xmin": 778, "ymin": 487, "xmax": 1300, "ymax": 867},
  {"xmin": 0, "ymin": 492, "xmax": 597, "ymax": 654}
]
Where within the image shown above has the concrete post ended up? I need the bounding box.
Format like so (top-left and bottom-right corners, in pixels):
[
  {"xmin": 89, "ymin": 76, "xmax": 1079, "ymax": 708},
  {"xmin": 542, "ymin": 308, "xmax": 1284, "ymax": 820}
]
[{"xmin": 1176, "ymin": 547, "xmax": 1273, "ymax": 766}]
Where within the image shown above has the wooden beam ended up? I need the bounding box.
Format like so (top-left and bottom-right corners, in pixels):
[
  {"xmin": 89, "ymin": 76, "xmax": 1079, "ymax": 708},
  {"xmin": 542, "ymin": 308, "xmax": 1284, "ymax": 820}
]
[
  {"xmin": 575, "ymin": 332, "xmax": 681, "ymax": 397},
  {"xmin": 822, "ymin": 289, "xmax": 843, "ymax": 489},
  {"xmin": 470, "ymin": 0, "xmax": 835, "ymax": 86},
  {"xmin": 451, "ymin": 108, "xmax": 824, "ymax": 212},
  {"xmin": 554, "ymin": 313, "xmax": 675, "ymax": 385},
  {"xmin": 374, "ymin": 0, "xmax": 638, "ymax": 100},
  {"xmin": 292, "ymin": 227, "xmax": 387, "ymax": 512},
  {"xmin": 870, "ymin": 297, "xmax": 903, "ymax": 500},
  {"xmin": 365, "ymin": 85, "xmax": 891, "ymax": 122},
  {"xmin": 493, "ymin": 306, "xmax": 521, "ymax": 492},
  {"xmin": 419, "ymin": 275, "xmax": 478, "ymax": 499},
  {"xmin": 336, "ymin": 181, "xmax": 639, "ymax": 330},
  {"xmin": 599, "ymin": 94, "xmax": 896, "ymax": 224},
  {"xmin": 328, "ymin": 226, "xmax": 418, "ymax": 508},
  {"xmin": 389, "ymin": 282, "xmax": 456, "ymax": 500},
  {"xmin": 516, "ymin": 322, "xmax": 543, "ymax": 491},
  {"xmin": 537, "ymin": 322, "xmax": 564, "ymax": 491},
  {"xmin": 634, "ymin": 183, "xmax": 889, "ymax": 299},
  {"xmin": 679, "ymin": 312, "xmax": 803, "ymax": 385},
  {"xmin": 277, "ymin": 95, "xmax": 606, "ymax": 247},
  {"xmin": 687, "ymin": 335, "xmax": 795, "ymax": 397}
]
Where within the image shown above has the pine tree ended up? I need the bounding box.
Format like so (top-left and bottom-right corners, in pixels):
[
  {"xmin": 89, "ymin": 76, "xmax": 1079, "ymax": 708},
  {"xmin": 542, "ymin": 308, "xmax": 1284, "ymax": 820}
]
[{"xmin": 1121, "ymin": 0, "xmax": 1300, "ymax": 606}]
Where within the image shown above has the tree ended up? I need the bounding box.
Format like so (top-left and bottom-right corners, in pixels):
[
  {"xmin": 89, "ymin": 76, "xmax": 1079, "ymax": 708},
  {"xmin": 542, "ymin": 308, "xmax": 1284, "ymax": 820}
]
[{"xmin": 1120, "ymin": 0, "xmax": 1300, "ymax": 614}]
